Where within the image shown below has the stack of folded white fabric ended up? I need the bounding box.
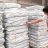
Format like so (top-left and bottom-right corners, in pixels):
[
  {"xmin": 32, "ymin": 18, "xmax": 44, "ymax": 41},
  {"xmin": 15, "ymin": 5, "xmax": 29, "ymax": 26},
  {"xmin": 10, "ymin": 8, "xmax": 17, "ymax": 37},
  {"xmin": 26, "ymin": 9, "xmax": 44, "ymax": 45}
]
[
  {"xmin": 0, "ymin": 11, "xmax": 5, "ymax": 48},
  {"xmin": 4, "ymin": 3, "xmax": 29, "ymax": 48},
  {"xmin": 26, "ymin": 5, "xmax": 48, "ymax": 48}
]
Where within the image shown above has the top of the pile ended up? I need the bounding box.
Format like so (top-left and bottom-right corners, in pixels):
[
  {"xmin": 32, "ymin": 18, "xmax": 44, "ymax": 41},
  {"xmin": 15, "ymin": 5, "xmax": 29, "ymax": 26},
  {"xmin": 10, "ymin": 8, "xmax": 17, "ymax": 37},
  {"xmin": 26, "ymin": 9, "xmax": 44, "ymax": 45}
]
[
  {"xmin": 4, "ymin": 3, "xmax": 21, "ymax": 8},
  {"xmin": 25, "ymin": 5, "xmax": 44, "ymax": 16},
  {"xmin": 0, "ymin": 3, "xmax": 21, "ymax": 10},
  {"xmin": 26, "ymin": 5, "xmax": 44, "ymax": 10}
]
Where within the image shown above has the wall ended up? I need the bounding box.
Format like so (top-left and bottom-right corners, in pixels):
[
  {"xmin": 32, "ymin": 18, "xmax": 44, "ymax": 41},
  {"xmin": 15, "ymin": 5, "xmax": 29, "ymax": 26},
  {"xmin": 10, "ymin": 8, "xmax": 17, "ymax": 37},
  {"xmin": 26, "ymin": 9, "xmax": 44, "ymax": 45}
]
[
  {"xmin": 0, "ymin": 0, "xmax": 48, "ymax": 7},
  {"xmin": 17, "ymin": 0, "xmax": 42, "ymax": 5}
]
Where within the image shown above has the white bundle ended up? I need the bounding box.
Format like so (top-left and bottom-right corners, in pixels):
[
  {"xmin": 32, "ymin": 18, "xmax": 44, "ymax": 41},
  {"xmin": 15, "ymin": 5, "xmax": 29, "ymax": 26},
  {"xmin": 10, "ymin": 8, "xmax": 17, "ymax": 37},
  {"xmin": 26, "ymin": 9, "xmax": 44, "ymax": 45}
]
[
  {"xmin": 6, "ymin": 40, "xmax": 29, "ymax": 48},
  {"xmin": 4, "ymin": 16, "xmax": 28, "ymax": 27},
  {"xmin": 26, "ymin": 5, "xmax": 44, "ymax": 10},
  {"xmin": 26, "ymin": 5, "xmax": 48, "ymax": 48},
  {"xmin": 4, "ymin": 6, "xmax": 29, "ymax": 48},
  {"xmin": 4, "ymin": 3, "xmax": 21, "ymax": 8}
]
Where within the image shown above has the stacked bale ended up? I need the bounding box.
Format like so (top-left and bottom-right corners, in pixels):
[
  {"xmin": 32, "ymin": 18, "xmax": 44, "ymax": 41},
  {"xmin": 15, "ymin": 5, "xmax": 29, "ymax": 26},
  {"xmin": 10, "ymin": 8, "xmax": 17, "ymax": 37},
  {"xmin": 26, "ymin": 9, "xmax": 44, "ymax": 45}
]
[
  {"xmin": 4, "ymin": 3, "xmax": 29, "ymax": 48},
  {"xmin": 26, "ymin": 5, "xmax": 48, "ymax": 48}
]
